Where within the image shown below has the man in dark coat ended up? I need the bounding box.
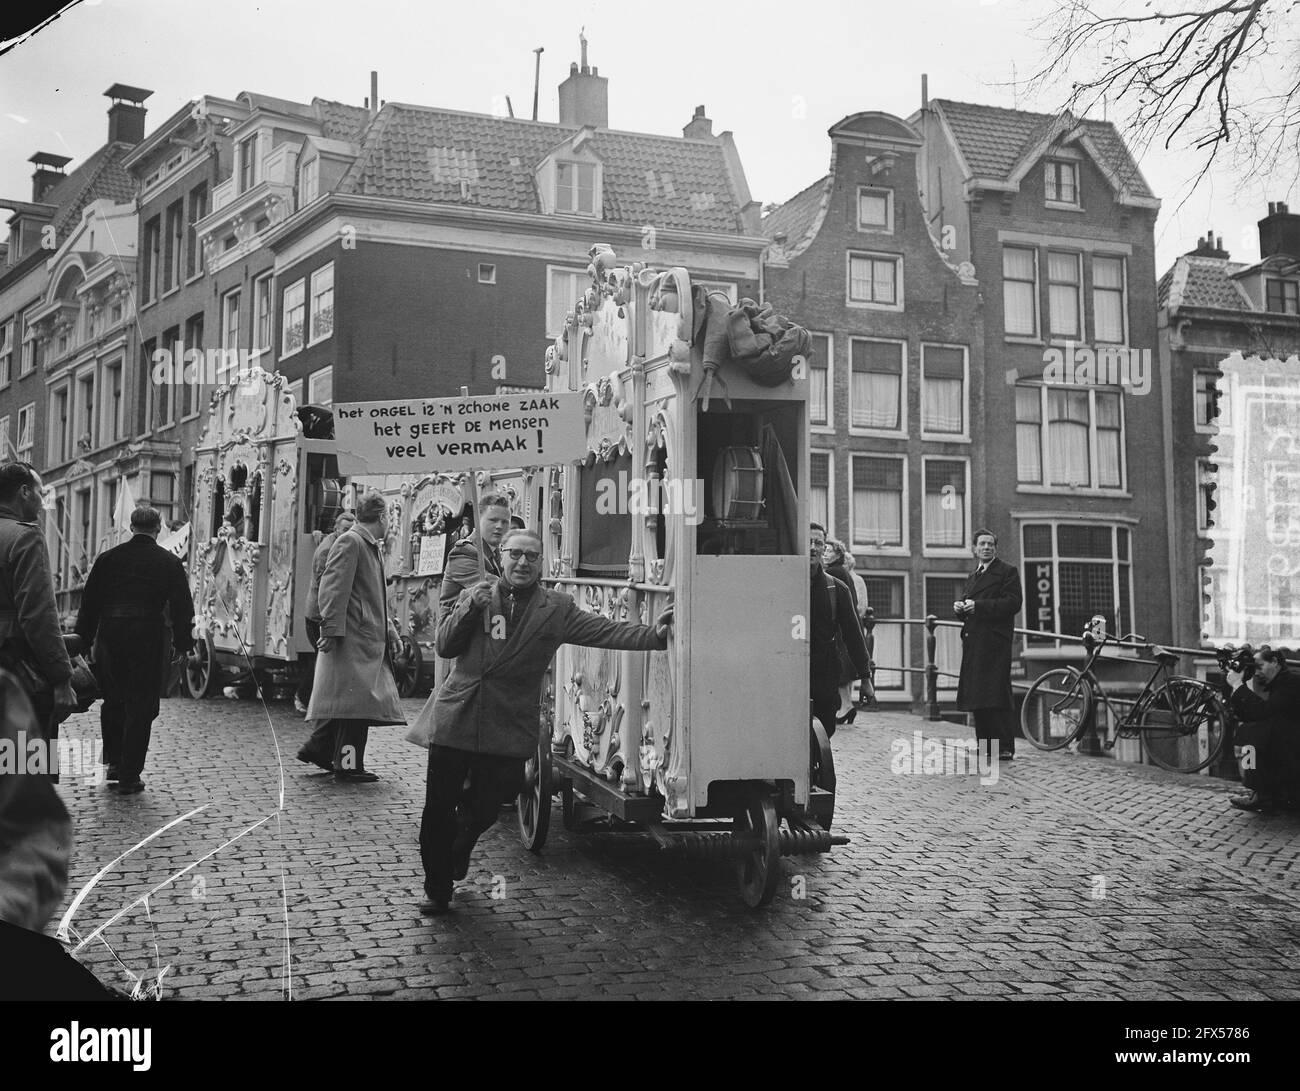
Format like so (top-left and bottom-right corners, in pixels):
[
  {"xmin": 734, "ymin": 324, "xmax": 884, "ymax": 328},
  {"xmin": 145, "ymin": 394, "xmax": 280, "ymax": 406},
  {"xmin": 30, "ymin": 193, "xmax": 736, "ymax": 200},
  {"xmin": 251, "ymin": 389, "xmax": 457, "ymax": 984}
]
[
  {"xmin": 0, "ymin": 464, "xmax": 76, "ymax": 770},
  {"xmin": 1227, "ymin": 647, "xmax": 1300, "ymax": 811},
  {"xmin": 75, "ymin": 506, "xmax": 194, "ymax": 794},
  {"xmin": 411, "ymin": 528, "xmax": 673, "ymax": 914},
  {"xmin": 809, "ymin": 523, "xmax": 870, "ymax": 738},
  {"xmin": 954, "ymin": 528, "xmax": 1023, "ymax": 760}
]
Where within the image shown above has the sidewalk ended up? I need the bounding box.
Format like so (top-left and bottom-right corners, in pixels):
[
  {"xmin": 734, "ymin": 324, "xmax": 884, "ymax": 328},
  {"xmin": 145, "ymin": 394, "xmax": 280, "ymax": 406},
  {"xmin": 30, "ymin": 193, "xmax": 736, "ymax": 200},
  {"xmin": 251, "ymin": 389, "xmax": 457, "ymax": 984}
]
[{"xmin": 48, "ymin": 699, "xmax": 1300, "ymax": 1000}]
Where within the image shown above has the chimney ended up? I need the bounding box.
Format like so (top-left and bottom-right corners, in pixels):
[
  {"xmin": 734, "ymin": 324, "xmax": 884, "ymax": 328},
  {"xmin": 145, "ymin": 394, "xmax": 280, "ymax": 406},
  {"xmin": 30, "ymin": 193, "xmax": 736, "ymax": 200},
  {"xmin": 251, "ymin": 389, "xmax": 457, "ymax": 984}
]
[
  {"xmin": 103, "ymin": 83, "xmax": 152, "ymax": 145},
  {"xmin": 683, "ymin": 105, "xmax": 713, "ymax": 140},
  {"xmin": 1259, "ymin": 200, "xmax": 1300, "ymax": 260},
  {"xmin": 557, "ymin": 30, "xmax": 608, "ymax": 128},
  {"xmin": 29, "ymin": 152, "xmax": 71, "ymax": 202},
  {"xmin": 1186, "ymin": 230, "xmax": 1231, "ymax": 260},
  {"xmin": 370, "ymin": 71, "xmax": 379, "ymax": 118}
]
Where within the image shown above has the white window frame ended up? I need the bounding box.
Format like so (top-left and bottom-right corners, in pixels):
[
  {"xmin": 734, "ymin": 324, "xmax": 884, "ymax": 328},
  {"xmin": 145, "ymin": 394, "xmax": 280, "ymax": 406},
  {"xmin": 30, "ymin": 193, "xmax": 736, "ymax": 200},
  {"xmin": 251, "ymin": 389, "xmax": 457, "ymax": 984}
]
[
  {"xmin": 1193, "ymin": 369, "xmax": 1223, "ymax": 434},
  {"xmin": 555, "ymin": 160, "xmax": 597, "ymax": 216},
  {"xmin": 298, "ymin": 157, "xmax": 319, "ymax": 209},
  {"xmin": 0, "ymin": 319, "xmax": 12, "ymax": 388},
  {"xmin": 307, "ymin": 365, "xmax": 333, "ymax": 406},
  {"xmin": 1015, "ymin": 382, "xmax": 1128, "ymax": 494},
  {"xmin": 0, "ymin": 416, "xmax": 9, "ymax": 459},
  {"xmin": 808, "ymin": 331, "xmax": 834, "ymax": 433},
  {"xmin": 924, "ymin": 573, "xmax": 967, "ymax": 691},
  {"xmin": 919, "ymin": 342, "xmax": 969, "ymax": 441},
  {"xmin": 848, "ymin": 337, "xmax": 907, "ymax": 439},
  {"xmin": 308, "ymin": 263, "xmax": 334, "ymax": 346},
  {"xmin": 74, "ymin": 365, "xmax": 97, "ymax": 451},
  {"xmin": 1046, "ymin": 249, "xmax": 1083, "ymax": 341},
  {"xmin": 15, "ymin": 402, "xmax": 35, "ymax": 458},
  {"xmin": 47, "ymin": 382, "xmax": 71, "ymax": 466},
  {"xmin": 252, "ymin": 273, "xmax": 273, "ymax": 355},
  {"xmin": 850, "ymin": 453, "xmax": 909, "ymax": 555},
  {"xmin": 921, "ymin": 456, "xmax": 971, "ymax": 557},
  {"xmin": 100, "ymin": 357, "xmax": 124, "ymax": 444},
  {"xmin": 856, "ymin": 186, "xmax": 894, "ymax": 234},
  {"xmin": 286, "ymin": 378, "xmax": 304, "ymax": 406},
  {"xmin": 238, "ymin": 132, "xmax": 260, "ymax": 194},
  {"xmin": 1092, "ymin": 254, "xmax": 1128, "ymax": 345},
  {"xmin": 860, "ymin": 570, "xmax": 910, "ymax": 698},
  {"xmin": 219, "ymin": 289, "xmax": 241, "ymax": 385},
  {"xmin": 281, "ymin": 278, "xmax": 305, "ymax": 358},
  {"xmin": 1265, "ymin": 278, "xmax": 1300, "ymax": 315},
  {"xmin": 1020, "ymin": 521, "xmax": 1134, "ymax": 643},
  {"xmin": 1044, "ymin": 159, "xmax": 1080, "ymax": 208},
  {"xmin": 846, "ymin": 250, "xmax": 903, "ymax": 310},
  {"xmin": 1003, "ymin": 245, "xmax": 1040, "ymax": 339},
  {"xmin": 546, "ymin": 266, "xmax": 587, "ymax": 339},
  {"xmin": 810, "ymin": 448, "xmax": 834, "ymax": 539}
]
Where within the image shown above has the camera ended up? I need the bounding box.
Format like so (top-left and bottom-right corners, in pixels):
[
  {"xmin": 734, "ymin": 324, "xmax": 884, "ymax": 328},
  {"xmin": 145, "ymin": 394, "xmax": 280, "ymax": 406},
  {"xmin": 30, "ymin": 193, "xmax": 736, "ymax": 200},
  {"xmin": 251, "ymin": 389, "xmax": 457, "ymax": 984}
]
[{"xmin": 1216, "ymin": 643, "xmax": 1255, "ymax": 683}]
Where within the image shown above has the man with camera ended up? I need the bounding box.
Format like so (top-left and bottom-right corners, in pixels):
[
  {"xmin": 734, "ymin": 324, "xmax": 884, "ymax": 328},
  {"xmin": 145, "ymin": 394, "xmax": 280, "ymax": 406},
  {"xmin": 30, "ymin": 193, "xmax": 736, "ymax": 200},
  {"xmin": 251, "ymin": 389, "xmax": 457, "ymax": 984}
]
[{"xmin": 1226, "ymin": 646, "xmax": 1300, "ymax": 812}]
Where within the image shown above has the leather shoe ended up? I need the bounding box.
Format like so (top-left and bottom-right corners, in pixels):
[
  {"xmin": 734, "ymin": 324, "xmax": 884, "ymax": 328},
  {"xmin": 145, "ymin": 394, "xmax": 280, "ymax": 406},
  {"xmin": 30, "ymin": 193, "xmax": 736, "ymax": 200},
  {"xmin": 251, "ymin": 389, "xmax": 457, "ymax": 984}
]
[
  {"xmin": 104, "ymin": 764, "xmax": 119, "ymax": 783},
  {"xmin": 335, "ymin": 770, "xmax": 379, "ymax": 783},
  {"xmin": 418, "ymin": 896, "xmax": 451, "ymax": 915},
  {"xmin": 998, "ymin": 750, "xmax": 1015, "ymax": 761},
  {"xmin": 116, "ymin": 779, "xmax": 145, "ymax": 795},
  {"xmin": 296, "ymin": 750, "xmax": 333, "ymax": 772},
  {"xmin": 1229, "ymin": 790, "xmax": 1270, "ymax": 812}
]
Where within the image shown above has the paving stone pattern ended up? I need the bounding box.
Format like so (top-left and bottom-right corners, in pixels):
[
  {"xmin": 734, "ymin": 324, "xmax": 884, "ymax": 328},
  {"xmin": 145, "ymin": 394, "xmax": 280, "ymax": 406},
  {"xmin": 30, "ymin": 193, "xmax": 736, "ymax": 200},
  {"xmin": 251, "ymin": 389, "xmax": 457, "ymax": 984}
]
[{"xmin": 51, "ymin": 699, "xmax": 1300, "ymax": 1000}]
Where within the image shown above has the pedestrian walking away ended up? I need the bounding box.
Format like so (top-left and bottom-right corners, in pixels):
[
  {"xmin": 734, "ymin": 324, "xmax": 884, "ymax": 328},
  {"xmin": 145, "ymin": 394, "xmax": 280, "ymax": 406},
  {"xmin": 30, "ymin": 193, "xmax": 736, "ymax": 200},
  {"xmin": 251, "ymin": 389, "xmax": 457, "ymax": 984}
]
[
  {"xmin": 301, "ymin": 490, "xmax": 405, "ymax": 782},
  {"xmin": 954, "ymin": 528, "xmax": 1023, "ymax": 761},
  {"xmin": 75, "ymin": 505, "xmax": 195, "ymax": 794},
  {"xmin": 0, "ymin": 463, "xmax": 77, "ymax": 779},
  {"xmin": 410, "ymin": 527, "xmax": 674, "ymax": 914}
]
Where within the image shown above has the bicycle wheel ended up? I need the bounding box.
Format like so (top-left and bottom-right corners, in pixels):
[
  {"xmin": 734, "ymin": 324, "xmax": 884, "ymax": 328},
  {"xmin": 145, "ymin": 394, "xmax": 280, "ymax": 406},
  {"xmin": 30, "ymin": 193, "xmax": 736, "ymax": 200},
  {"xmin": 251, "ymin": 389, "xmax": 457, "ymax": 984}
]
[
  {"xmin": 1140, "ymin": 678, "xmax": 1228, "ymax": 773},
  {"xmin": 1020, "ymin": 667, "xmax": 1093, "ymax": 750}
]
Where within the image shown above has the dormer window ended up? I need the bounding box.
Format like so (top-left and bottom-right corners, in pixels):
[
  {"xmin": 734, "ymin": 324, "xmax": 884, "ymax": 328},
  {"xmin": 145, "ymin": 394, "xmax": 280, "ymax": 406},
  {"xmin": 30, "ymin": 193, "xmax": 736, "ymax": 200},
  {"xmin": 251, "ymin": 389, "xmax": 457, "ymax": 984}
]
[
  {"xmin": 238, "ymin": 133, "xmax": 260, "ymax": 194},
  {"xmin": 556, "ymin": 161, "xmax": 596, "ymax": 215},
  {"xmin": 1044, "ymin": 159, "xmax": 1079, "ymax": 206},
  {"xmin": 1266, "ymin": 278, "xmax": 1299, "ymax": 315},
  {"xmin": 299, "ymin": 157, "xmax": 319, "ymax": 208}
]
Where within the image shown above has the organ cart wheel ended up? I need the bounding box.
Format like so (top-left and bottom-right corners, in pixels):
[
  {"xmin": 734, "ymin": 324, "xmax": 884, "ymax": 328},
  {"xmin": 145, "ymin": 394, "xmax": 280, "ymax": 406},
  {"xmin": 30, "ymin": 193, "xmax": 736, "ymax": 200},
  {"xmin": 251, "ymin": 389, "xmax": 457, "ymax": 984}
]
[
  {"xmin": 810, "ymin": 717, "xmax": 836, "ymax": 831},
  {"xmin": 734, "ymin": 789, "xmax": 782, "ymax": 908},
  {"xmin": 183, "ymin": 635, "xmax": 217, "ymax": 699},
  {"xmin": 390, "ymin": 634, "xmax": 423, "ymax": 698},
  {"xmin": 518, "ymin": 733, "xmax": 552, "ymax": 853}
]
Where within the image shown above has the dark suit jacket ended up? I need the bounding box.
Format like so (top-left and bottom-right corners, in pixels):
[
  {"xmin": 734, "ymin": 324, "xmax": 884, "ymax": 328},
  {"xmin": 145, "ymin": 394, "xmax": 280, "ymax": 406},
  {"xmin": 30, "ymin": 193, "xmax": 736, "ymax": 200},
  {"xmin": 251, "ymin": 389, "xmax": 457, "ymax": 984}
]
[
  {"xmin": 438, "ymin": 533, "xmax": 502, "ymax": 618},
  {"xmin": 75, "ymin": 534, "xmax": 194, "ymax": 654},
  {"xmin": 955, "ymin": 557, "xmax": 1022, "ymax": 710},
  {"xmin": 811, "ymin": 570, "xmax": 870, "ymax": 690},
  {"xmin": 415, "ymin": 581, "xmax": 666, "ymax": 759},
  {"xmin": 1230, "ymin": 667, "xmax": 1300, "ymax": 794}
]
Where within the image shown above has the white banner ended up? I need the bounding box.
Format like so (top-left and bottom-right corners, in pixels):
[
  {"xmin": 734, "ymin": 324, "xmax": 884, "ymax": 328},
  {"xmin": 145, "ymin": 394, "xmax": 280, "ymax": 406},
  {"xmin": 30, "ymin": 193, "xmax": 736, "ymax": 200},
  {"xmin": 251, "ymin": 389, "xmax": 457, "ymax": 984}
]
[
  {"xmin": 159, "ymin": 522, "xmax": 190, "ymax": 559},
  {"xmin": 332, "ymin": 393, "xmax": 587, "ymax": 475}
]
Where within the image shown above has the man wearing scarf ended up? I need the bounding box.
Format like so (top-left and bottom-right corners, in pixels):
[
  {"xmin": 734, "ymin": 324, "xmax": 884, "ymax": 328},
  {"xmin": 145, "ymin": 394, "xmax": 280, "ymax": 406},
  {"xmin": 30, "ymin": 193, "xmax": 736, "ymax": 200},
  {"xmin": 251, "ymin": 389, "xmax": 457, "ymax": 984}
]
[{"xmin": 412, "ymin": 528, "xmax": 673, "ymax": 914}]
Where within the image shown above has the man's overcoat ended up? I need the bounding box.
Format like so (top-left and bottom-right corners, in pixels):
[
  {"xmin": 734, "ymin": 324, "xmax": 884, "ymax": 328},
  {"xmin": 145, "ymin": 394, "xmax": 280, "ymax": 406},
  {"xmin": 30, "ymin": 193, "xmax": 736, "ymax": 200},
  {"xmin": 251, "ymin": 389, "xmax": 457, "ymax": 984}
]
[{"xmin": 955, "ymin": 557, "xmax": 1023, "ymax": 711}]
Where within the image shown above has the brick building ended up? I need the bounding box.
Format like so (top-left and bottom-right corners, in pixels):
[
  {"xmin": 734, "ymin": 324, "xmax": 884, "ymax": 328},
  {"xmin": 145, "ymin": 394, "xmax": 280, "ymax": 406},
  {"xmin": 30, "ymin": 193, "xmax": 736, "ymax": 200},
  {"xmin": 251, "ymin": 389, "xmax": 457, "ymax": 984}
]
[
  {"xmin": 1158, "ymin": 204, "xmax": 1300, "ymax": 651},
  {"xmin": 914, "ymin": 98, "xmax": 1170, "ymax": 681},
  {"xmin": 761, "ymin": 111, "xmax": 985, "ymax": 707}
]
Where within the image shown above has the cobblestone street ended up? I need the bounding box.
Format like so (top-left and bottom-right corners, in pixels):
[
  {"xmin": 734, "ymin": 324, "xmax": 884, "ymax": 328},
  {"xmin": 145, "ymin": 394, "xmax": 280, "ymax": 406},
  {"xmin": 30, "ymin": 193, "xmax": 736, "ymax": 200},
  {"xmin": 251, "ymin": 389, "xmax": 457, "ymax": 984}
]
[{"xmin": 49, "ymin": 696, "xmax": 1300, "ymax": 1001}]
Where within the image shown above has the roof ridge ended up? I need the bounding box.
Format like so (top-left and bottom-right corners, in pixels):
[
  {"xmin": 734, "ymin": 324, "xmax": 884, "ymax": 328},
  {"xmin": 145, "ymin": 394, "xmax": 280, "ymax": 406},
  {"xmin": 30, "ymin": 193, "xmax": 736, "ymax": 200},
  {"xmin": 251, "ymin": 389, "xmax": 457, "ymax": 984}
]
[
  {"xmin": 765, "ymin": 173, "xmax": 830, "ymax": 211},
  {"xmin": 380, "ymin": 101, "xmax": 721, "ymax": 146}
]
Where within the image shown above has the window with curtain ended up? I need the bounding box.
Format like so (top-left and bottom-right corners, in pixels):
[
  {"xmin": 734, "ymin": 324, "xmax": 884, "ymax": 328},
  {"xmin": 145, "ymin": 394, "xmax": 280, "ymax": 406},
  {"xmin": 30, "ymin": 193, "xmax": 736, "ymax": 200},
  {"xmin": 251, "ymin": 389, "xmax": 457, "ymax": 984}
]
[
  {"xmin": 282, "ymin": 280, "xmax": 304, "ymax": 356},
  {"xmin": 921, "ymin": 344, "xmax": 965, "ymax": 434},
  {"xmin": 809, "ymin": 333, "xmax": 830, "ymax": 426},
  {"xmin": 1095, "ymin": 391, "xmax": 1122, "ymax": 487},
  {"xmin": 925, "ymin": 576, "xmax": 966, "ymax": 689},
  {"xmin": 857, "ymin": 187, "xmax": 892, "ymax": 231},
  {"xmin": 848, "ymin": 253, "xmax": 899, "ymax": 305},
  {"xmin": 923, "ymin": 460, "xmax": 967, "ymax": 548},
  {"xmin": 1045, "ymin": 160, "xmax": 1079, "ymax": 204},
  {"xmin": 852, "ymin": 456, "xmax": 904, "ymax": 546},
  {"xmin": 850, "ymin": 339, "xmax": 903, "ymax": 430},
  {"xmin": 1015, "ymin": 385, "xmax": 1043, "ymax": 483},
  {"xmin": 861, "ymin": 575, "xmax": 906, "ymax": 690},
  {"xmin": 1093, "ymin": 256, "xmax": 1126, "ymax": 342},
  {"xmin": 1047, "ymin": 251, "xmax": 1081, "ymax": 337},
  {"xmin": 1003, "ymin": 246, "xmax": 1037, "ymax": 335},
  {"xmin": 547, "ymin": 268, "xmax": 585, "ymax": 338},
  {"xmin": 1048, "ymin": 388, "xmax": 1090, "ymax": 486},
  {"xmin": 810, "ymin": 451, "xmax": 830, "ymax": 533}
]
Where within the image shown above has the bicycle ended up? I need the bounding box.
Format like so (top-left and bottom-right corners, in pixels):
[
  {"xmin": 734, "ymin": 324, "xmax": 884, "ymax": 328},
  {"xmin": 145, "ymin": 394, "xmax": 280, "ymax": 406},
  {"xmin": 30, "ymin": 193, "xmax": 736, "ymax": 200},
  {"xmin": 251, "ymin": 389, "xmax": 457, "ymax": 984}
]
[{"xmin": 1020, "ymin": 628, "xmax": 1228, "ymax": 773}]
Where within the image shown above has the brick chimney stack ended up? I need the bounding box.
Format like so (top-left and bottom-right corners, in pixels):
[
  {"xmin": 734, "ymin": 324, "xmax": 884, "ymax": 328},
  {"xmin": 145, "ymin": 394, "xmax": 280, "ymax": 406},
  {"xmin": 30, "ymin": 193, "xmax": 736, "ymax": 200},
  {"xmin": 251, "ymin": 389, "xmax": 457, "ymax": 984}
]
[
  {"xmin": 557, "ymin": 30, "xmax": 608, "ymax": 128},
  {"xmin": 29, "ymin": 152, "xmax": 71, "ymax": 202},
  {"xmin": 1186, "ymin": 230, "xmax": 1231, "ymax": 260},
  {"xmin": 104, "ymin": 83, "xmax": 152, "ymax": 145},
  {"xmin": 683, "ymin": 105, "xmax": 714, "ymax": 140},
  {"xmin": 1259, "ymin": 201, "xmax": 1300, "ymax": 259}
]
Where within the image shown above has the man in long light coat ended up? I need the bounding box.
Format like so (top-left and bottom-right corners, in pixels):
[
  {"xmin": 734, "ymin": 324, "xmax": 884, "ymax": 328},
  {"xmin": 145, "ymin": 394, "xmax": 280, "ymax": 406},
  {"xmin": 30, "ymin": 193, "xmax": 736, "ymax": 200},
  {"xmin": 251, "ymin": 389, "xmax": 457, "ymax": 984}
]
[
  {"xmin": 304, "ymin": 490, "xmax": 405, "ymax": 782},
  {"xmin": 413, "ymin": 528, "xmax": 673, "ymax": 913}
]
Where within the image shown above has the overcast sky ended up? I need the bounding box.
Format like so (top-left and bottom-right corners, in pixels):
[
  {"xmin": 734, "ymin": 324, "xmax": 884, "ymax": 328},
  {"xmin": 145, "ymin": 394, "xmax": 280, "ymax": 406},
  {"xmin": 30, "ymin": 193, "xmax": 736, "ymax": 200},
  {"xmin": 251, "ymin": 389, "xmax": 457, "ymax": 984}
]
[{"xmin": 0, "ymin": 0, "xmax": 1294, "ymax": 274}]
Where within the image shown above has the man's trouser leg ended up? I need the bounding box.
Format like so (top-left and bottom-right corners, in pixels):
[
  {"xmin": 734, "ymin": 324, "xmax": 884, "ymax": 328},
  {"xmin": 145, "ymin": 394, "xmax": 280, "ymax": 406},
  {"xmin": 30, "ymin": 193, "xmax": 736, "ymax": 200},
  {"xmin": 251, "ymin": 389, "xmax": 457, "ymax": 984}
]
[
  {"xmin": 333, "ymin": 720, "xmax": 368, "ymax": 772},
  {"xmin": 296, "ymin": 620, "xmax": 319, "ymax": 705},
  {"xmin": 102, "ymin": 621, "xmax": 164, "ymax": 782},
  {"xmin": 973, "ymin": 707, "xmax": 1014, "ymax": 757},
  {"xmin": 812, "ymin": 678, "xmax": 840, "ymax": 740},
  {"xmin": 420, "ymin": 745, "xmax": 473, "ymax": 899}
]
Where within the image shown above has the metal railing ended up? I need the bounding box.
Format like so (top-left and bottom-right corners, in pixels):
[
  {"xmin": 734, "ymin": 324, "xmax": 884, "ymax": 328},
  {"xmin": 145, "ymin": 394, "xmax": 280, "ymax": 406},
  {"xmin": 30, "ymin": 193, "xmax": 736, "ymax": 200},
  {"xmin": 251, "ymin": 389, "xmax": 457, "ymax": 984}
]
[{"xmin": 860, "ymin": 609, "xmax": 1225, "ymax": 722}]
